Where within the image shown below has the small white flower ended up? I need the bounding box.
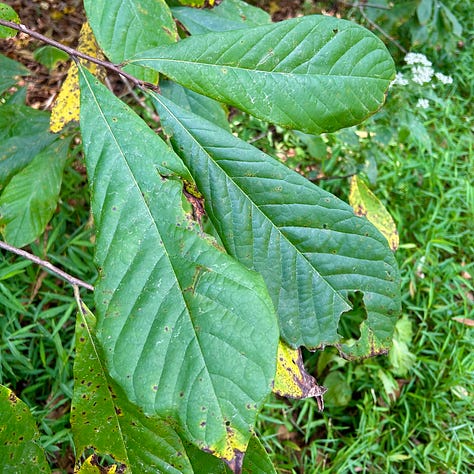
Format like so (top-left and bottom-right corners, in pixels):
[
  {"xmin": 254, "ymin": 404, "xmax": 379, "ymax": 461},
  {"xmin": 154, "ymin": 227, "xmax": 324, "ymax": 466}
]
[
  {"xmin": 435, "ymin": 72, "xmax": 453, "ymax": 84},
  {"xmin": 412, "ymin": 65, "xmax": 435, "ymax": 84},
  {"xmin": 405, "ymin": 52, "xmax": 432, "ymax": 66},
  {"xmin": 416, "ymin": 98, "xmax": 429, "ymax": 109},
  {"xmin": 391, "ymin": 72, "xmax": 409, "ymax": 87}
]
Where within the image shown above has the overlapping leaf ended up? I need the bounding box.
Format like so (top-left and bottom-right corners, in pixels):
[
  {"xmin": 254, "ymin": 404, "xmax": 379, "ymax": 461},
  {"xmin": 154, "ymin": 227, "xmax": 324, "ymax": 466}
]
[
  {"xmin": 161, "ymin": 79, "xmax": 229, "ymax": 130},
  {"xmin": 349, "ymin": 175, "xmax": 399, "ymax": 251},
  {"xmin": 84, "ymin": 0, "xmax": 177, "ymax": 82},
  {"xmin": 152, "ymin": 93, "xmax": 401, "ymax": 356},
  {"xmin": 0, "ymin": 386, "xmax": 50, "ymax": 473},
  {"xmin": 73, "ymin": 300, "xmax": 194, "ymax": 473},
  {"xmin": 50, "ymin": 22, "xmax": 105, "ymax": 133},
  {"xmin": 131, "ymin": 15, "xmax": 395, "ymax": 134},
  {"xmin": 0, "ymin": 137, "xmax": 70, "ymax": 247},
  {"xmin": 171, "ymin": 0, "xmax": 271, "ymax": 35},
  {"xmin": 79, "ymin": 68, "xmax": 278, "ymax": 470},
  {"xmin": 0, "ymin": 104, "xmax": 57, "ymax": 188},
  {"xmin": 0, "ymin": 53, "xmax": 29, "ymax": 95}
]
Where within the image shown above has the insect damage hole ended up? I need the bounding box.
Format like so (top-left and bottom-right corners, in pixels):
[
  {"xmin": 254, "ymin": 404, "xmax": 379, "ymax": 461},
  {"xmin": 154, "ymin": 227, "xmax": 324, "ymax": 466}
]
[{"xmin": 337, "ymin": 291, "xmax": 368, "ymax": 341}]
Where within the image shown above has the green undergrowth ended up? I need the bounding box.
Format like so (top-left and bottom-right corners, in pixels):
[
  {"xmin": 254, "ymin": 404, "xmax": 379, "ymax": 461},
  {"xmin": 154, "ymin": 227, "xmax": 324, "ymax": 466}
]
[{"xmin": 1, "ymin": 2, "xmax": 473, "ymax": 472}]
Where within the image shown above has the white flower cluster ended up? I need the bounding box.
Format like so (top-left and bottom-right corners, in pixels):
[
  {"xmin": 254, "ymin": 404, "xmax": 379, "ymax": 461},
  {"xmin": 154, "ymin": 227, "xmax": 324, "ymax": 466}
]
[
  {"xmin": 411, "ymin": 65, "xmax": 435, "ymax": 85},
  {"xmin": 435, "ymin": 72, "xmax": 454, "ymax": 85},
  {"xmin": 416, "ymin": 98, "xmax": 429, "ymax": 109},
  {"xmin": 391, "ymin": 52, "xmax": 454, "ymax": 87},
  {"xmin": 404, "ymin": 52, "xmax": 432, "ymax": 66}
]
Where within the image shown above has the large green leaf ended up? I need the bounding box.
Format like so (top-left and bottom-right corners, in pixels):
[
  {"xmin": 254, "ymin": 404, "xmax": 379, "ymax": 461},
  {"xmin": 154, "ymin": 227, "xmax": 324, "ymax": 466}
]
[
  {"xmin": 0, "ymin": 137, "xmax": 70, "ymax": 247},
  {"xmin": 0, "ymin": 385, "xmax": 50, "ymax": 473},
  {"xmin": 0, "ymin": 104, "xmax": 57, "ymax": 189},
  {"xmin": 0, "ymin": 53, "xmax": 30, "ymax": 95},
  {"xmin": 79, "ymin": 68, "xmax": 278, "ymax": 469},
  {"xmin": 83, "ymin": 0, "xmax": 177, "ymax": 82},
  {"xmin": 73, "ymin": 300, "xmax": 194, "ymax": 473},
  {"xmin": 131, "ymin": 15, "xmax": 395, "ymax": 134},
  {"xmin": 171, "ymin": 0, "xmax": 271, "ymax": 35},
  {"xmin": 151, "ymin": 93, "xmax": 401, "ymax": 356}
]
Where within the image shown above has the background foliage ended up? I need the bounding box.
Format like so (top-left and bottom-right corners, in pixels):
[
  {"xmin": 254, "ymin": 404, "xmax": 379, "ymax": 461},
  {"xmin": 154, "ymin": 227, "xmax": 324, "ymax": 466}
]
[{"xmin": 0, "ymin": 0, "xmax": 473, "ymax": 472}]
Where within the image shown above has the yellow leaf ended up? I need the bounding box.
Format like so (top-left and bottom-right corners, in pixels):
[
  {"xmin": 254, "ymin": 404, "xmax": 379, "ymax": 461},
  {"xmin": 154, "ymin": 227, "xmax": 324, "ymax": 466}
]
[
  {"xmin": 349, "ymin": 175, "xmax": 399, "ymax": 251},
  {"xmin": 75, "ymin": 455, "xmax": 101, "ymax": 474},
  {"xmin": 177, "ymin": 0, "xmax": 215, "ymax": 6},
  {"xmin": 50, "ymin": 22, "xmax": 105, "ymax": 133},
  {"xmin": 273, "ymin": 341, "xmax": 326, "ymax": 410}
]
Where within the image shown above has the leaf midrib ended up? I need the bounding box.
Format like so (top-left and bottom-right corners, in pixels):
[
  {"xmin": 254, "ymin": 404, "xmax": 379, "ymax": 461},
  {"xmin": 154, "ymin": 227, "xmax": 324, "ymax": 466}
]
[{"xmin": 131, "ymin": 57, "xmax": 390, "ymax": 81}]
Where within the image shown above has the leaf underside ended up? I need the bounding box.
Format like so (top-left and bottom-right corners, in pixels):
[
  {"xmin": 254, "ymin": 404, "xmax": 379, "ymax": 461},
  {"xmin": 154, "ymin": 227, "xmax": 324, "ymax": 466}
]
[
  {"xmin": 151, "ymin": 93, "xmax": 401, "ymax": 356},
  {"xmin": 131, "ymin": 15, "xmax": 395, "ymax": 134},
  {"xmin": 79, "ymin": 68, "xmax": 278, "ymax": 467}
]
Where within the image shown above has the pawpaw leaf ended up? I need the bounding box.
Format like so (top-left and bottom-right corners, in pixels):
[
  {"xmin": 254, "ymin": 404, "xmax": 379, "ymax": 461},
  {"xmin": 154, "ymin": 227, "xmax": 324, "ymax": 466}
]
[
  {"xmin": 72, "ymin": 299, "xmax": 194, "ymax": 473},
  {"xmin": 50, "ymin": 22, "xmax": 105, "ymax": 133},
  {"xmin": 161, "ymin": 79, "xmax": 229, "ymax": 130},
  {"xmin": 79, "ymin": 67, "xmax": 278, "ymax": 470},
  {"xmin": 0, "ymin": 137, "xmax": 70, "ymax": 248},
  {"xmin": 273, "ymin": 341, "xmax": 326, "ymax": 408},
  {"xmin": 171, "ymin": 0, "xmax": 271, "ymax": 35},
  {"xmin": 0, "ymin": 104, "xmax": 57, "ymax": 189},
  {"xmin": 0, "ymin": 53, "xmax": 30, "ymax": 95},
  {"xmin": 0, "ymin": 385, "xmax": 50, "ymax": 472},
  {"xmin": 151, "ymin": 93, "xmax": 401, "ymax": 357},
  {"xmin": 0, "ymin": 3, "xmax": 19, "ymax": 39},
  {"xmin": 84, "ymin": 0, "xmax": 177, "ymax": 82},
  {"xmin": 349, "ymin": 175, "xmax": 399, "ymax": 251},
  {"xmin": 131, "ymin": 15, "xmax": 395, "ymax": 134}
]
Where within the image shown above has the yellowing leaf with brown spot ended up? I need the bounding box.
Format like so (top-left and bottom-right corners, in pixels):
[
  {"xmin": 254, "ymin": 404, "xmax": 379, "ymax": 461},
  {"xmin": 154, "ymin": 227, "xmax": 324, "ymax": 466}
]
[
  {"xmin": 50, "ymin": 22, "xmax": 105, "ymax": 132},
  {"xmin": 349, "ymin": 175, "xmax": 399, "ymax": 251},
  {"xmin": 273, "ymin": 341, "xmax": 326, "ymax": 410}
]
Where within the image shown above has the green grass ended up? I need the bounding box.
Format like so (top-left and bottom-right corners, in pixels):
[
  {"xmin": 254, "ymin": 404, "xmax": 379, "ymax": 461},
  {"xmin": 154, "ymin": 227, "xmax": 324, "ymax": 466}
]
[{"xmin": 1, "ymin": 1, "xmax": 473, "ymax": 472}]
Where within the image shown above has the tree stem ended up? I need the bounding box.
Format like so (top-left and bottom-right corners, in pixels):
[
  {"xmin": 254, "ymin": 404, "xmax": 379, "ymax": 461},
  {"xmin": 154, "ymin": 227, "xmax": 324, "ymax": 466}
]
[
  {"xmin": 0, "ymin": 19, "xmax": 159, "ymax": 91},
  {"xmin": 0, "ymin": 240, "xmax": 94, "ymax": 291}
]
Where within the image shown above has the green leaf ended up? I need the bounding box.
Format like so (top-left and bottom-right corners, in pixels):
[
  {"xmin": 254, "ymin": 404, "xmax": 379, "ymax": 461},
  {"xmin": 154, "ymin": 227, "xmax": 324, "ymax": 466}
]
[
  {"xmin": 0, "ymin": 104, "xmax": 57, "ymax": 189},
  {"xmin": 0, "ymin": 137, "xmax": 70, "ymax": 247},
  {"xmin": 73, "ymin": 300, "xmax": 194, "ymax": 473},
  {"xmin": 161, "ymin": 79, "xmax": 229, "ymax": 130},
  {"xmin": 79, "ymin": 68, "xmax": 278, "ymax": 469},
  {"xmin": 0, "ymin": 54, "xmax": 30, "ymax": 95},
  {"xmin": 416, "ymin": 0, "xmax": 433, "ymax": 25},
  {"xmin": 0, "ymin": 385, "xmax": 51, "ymax": 473},
  {"xmin": 0, "ymin": 3, "xmax": 19, "ymax": 38},
  {"xmin": 33, "ymin": 45, "xmax": 69, "ymax": 70},
  {"xmin": 84, "ymin": 0, "xmax": 177, "ymax": 82},
  {"xmin": 171, "ymin": 0, "xmax": 271, "ymax": 34},
  {"xmin": 131, "ymin": 15, "xmax": 395, "ymax": 134},
  {"xmin": 322, "ymin": 371, "xmax": 352, "ymax": 407},
  {"xmin": 151, "ymin": 93, "xmax": 401, "ymax": 356}
]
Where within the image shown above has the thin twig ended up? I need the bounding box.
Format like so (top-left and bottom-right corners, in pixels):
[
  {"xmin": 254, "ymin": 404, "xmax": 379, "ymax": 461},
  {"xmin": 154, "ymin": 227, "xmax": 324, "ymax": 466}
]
[
  {"xmin": 338, "ymin": 1, "xmax": 392, "ymax": 10},
  {"xmin": 357, "ymin": 6, "xmax": 407, "ymax": 53},
  {"xmin": 0, "ymin": 19, "xmax": 159, "ymax": 92},
  {"xmin": 0, "ymin": 240, "xmax": 94, "ymax": 291}
]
